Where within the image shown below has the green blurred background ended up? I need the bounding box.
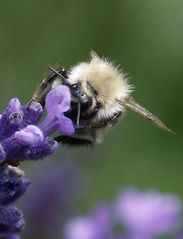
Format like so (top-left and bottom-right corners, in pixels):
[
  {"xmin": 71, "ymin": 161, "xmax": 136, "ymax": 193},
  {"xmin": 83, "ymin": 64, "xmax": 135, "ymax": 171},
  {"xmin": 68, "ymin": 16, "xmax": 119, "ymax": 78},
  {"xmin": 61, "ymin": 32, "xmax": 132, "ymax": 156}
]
[{"xmin": 0, "ymin": 0, "xmax": 182, "ymax": 236}]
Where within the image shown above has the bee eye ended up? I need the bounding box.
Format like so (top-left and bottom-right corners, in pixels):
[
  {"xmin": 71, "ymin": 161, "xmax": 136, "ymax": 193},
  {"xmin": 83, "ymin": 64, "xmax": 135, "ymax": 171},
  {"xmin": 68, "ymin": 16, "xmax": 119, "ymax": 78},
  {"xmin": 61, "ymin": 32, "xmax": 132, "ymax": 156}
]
[{"xmin": 71, "ymin": 84, "xmax": 77, "ymax": 88}]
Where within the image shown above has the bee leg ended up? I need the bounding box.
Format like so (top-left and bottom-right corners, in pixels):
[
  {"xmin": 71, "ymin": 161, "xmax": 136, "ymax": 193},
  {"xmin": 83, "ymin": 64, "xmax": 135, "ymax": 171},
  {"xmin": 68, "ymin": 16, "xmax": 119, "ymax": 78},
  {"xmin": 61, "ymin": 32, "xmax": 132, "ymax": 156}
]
[
  {"xmin": 29, "ymin": 67, "xmax": 68, "ymax": 106},
  {"xmin": 54, "ymin": 135, "xmax": 94, "ymax": 147}
]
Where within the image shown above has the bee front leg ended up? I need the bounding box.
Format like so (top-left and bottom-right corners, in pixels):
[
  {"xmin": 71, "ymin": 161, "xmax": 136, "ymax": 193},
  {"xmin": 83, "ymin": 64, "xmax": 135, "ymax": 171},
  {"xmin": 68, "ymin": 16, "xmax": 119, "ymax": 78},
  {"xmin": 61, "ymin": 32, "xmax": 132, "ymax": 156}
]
[{"xmin": 29, "ymin": 67, "xmax": 67, "ymax": 106}]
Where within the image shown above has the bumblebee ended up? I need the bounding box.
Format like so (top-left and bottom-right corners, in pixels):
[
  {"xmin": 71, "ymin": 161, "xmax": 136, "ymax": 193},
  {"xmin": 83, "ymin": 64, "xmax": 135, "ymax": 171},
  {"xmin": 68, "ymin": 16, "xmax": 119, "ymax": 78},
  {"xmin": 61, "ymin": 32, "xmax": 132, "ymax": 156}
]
[{"xmin": 31, "ymin": 51, "xmax": 172, "ymax": 146}]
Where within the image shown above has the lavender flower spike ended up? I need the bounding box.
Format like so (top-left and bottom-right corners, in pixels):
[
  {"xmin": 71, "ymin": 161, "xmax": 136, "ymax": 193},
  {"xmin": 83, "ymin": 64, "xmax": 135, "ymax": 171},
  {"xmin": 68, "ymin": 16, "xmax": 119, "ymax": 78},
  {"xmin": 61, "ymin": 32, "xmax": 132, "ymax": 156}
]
[
  {"xmin": 0, "ymin": 165, "xmax": 30, "ymax": 239},
  {"xmin": 0, "ymin": 206, "xmax": 24, "ymax": 234},
  {"xmin": 115, "ymin": 188, "xmax": 182, "ymax": 238},
  {"xmin": 0, "ymin": 85, "xmax": 74, "ymax": 237},
  {"xmin": 0, "ymin": 84, "xmax": 74, "ymax": 164},
  {"xmin": 0, "ymin": 166, "xmax": 30, "ymax": 206}
]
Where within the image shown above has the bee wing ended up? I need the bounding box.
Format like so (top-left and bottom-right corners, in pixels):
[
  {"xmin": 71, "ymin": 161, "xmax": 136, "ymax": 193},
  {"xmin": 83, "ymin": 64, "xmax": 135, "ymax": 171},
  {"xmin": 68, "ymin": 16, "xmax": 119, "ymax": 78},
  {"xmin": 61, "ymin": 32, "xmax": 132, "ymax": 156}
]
[{"xmin": 120, "ymin": 97, "xmax": 173, "ymax": 133}]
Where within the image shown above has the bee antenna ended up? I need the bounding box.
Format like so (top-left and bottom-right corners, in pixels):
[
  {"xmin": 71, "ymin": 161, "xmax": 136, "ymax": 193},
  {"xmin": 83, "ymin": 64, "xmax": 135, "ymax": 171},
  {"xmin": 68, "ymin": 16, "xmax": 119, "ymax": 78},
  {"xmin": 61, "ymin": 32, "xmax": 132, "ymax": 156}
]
[{"xmin": 48, "ymin": 65, "xmax": 66, "ymax": 81}]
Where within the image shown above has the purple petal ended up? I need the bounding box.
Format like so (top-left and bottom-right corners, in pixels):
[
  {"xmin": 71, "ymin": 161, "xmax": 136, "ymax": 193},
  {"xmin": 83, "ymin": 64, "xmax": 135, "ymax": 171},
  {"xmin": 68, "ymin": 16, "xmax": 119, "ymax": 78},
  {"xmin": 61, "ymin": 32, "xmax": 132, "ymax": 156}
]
[
  {"xmin": 64, "ymin": 217, "xmax": 95, "ymax": 239},
  {"xmin": 57, "ymin": 115, "xmax": 75, "ymax": 136},
  {"xmin": 2, "ymin": 179, "xmax": 31, "ymax": 206},
  {"xmin": 40, "ymin": 85, "xmax": 75, "ymax": 136},
  {"xmin": 14, "ymin": 125, "xmax": 44, "ymax": 146},
  {"xmin": 23, "ymin": 101, "xmax": 43, "ymax": 125},
  {"xmin": 5, "ymin": 99, "xmax": 21, "ymax": 114},
  {"xmin": 0, "ymin": 99, "xmax": 24, "ymax": 140},
  {"xmin": 45, "ymin": 85, "xmax": 71, "ymax": 113},
  {"xmin": 91, "ymin": 205, "xmax": 112, "ymax": 239},
  {"xmin": 39, "ymin": 114, "xmax": 58, "ymax": 136},
  {"xmin": 64, "ymin": 205, "xmax": 112, "ymax": 239},
  {"xmin": 23, "ymin": 137, "xmax": 58, "ymax": 160},
  {"xmin": 0, "ymin": 206, "xmax": 24, "ymax": 233}
]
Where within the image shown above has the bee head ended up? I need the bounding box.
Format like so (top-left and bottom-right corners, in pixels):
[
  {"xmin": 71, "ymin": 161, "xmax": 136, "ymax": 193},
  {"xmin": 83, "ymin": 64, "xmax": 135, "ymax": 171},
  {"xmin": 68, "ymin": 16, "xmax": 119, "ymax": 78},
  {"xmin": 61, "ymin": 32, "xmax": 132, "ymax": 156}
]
[{"xmin": 65, "ymin": 80, "xmax": 101, "ymax": 125}]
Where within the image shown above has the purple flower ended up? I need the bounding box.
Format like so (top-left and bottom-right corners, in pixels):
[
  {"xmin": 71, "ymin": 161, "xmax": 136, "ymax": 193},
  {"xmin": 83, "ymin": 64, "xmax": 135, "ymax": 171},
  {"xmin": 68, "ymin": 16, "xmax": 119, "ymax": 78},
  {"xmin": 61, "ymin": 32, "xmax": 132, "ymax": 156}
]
[
  {"xmin": 0, "ymin": 99, "xmax": 23, "ymax": 141},
  {"xmin": 0, "ymin": 165, "xmax": 30, "ymax": 239},
  {"xmin": 64, "ymin": 217, "xmax": 96, "ymax": 239},
  {"xmin": 14, "ymin": 125, "xmax": 44, "ymax": 146},
  {"xmin": 115, "ymin": 189, "xmax": 181, "ymax": 238},
  {"xmin": 40, "ymin": 85, "xmax": 75, "ymax": 136},
  {"xmin": 23, "ymin": 101, "xmax": 43, "ymax": 126},
  {"xmin": 0, "ymin": 166, "xmax": 30, "ymax": 205},
  {"xmin": 64, "ymin": 188, "xmax": 183, "ymax": 239},
  {"xmin": 0, "ymin": 85, "xmax": 74, "ymax": 164},
  {"xmin": 64, "ymin": 205, "xmax": 112, "ymax": 239},
  {"xmin": 0, "ymin": 206, "xmax": 24, "ymax": 234}
]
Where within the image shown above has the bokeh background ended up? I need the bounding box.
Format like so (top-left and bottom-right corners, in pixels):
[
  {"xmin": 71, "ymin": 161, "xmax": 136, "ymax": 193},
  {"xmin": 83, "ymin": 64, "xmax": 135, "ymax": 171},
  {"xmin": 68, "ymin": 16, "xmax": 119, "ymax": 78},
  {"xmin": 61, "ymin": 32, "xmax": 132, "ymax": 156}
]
[{"xmin": 0, "ymin": 0, "xmax": 182, "ymax": 238}]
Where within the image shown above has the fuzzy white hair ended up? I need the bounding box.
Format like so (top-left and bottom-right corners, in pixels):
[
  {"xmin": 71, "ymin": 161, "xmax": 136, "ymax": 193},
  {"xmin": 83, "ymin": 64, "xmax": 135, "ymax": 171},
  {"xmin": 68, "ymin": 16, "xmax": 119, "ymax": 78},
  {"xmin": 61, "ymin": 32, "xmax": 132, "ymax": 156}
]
[{"xmin": 67, "ymin": 51, "xmax": 132, "ymax": 121}]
